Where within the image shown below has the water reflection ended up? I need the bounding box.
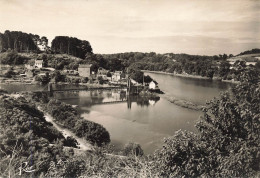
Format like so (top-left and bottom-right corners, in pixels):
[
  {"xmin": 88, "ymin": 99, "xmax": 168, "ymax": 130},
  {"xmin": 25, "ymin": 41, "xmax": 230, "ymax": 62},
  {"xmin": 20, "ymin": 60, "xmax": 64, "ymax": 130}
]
[
  {"xmin": 127, "ymin": 95, "xmax": 160, "ymax": 109},
  {"xmin": 54, "ymin": 89, "xmax": 160, "ymax": 109}
]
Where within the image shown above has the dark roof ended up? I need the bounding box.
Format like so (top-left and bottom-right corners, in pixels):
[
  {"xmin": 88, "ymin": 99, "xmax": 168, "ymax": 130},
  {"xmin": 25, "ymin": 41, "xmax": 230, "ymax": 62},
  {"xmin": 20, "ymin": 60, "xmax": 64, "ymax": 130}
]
[{"xmin": 151, "ymin": 80, "xmax": 158, "ymax": 84}]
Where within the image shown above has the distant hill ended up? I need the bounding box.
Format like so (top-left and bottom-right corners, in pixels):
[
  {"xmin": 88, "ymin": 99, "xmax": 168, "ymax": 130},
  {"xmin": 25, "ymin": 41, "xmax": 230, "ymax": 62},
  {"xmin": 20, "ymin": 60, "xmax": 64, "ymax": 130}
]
[
  {"xmin": 238, "ymin": 48, "xmax": 260, "ymax": 56},
  {"xmin": 227, "ymin": 49, "xmax": 260, "ymax": 62}
]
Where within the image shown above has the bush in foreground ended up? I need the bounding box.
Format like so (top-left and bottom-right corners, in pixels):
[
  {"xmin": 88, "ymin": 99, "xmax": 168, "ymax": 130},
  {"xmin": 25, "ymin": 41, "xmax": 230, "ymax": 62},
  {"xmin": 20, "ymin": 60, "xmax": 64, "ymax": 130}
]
[
  {"xmin": 153, "ymin": 68, "xmax": 260, "ymax": 177},
  {"xmin": 46, "ymin": 99, "xmax": 110, "ymax": 146}
]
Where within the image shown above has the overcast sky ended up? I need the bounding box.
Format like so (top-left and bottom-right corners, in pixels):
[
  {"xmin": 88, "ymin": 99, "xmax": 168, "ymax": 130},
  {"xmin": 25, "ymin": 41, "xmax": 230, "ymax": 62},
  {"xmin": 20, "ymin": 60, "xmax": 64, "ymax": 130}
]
[{"xmin": 0, "ymin": 0, "xmax": 259, "ymax": 55}]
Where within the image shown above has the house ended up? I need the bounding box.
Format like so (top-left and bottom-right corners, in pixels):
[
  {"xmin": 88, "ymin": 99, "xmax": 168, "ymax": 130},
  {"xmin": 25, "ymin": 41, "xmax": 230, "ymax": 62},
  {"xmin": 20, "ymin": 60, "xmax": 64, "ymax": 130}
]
[
  {"xmin": 149, "ymin": 80, "xmax": 159, "ymax": 90},
  {"xmin": 34, "ymin": 60, "xmax": 43, "ymax": 68},
  {"xmin": 112, "ymin": 71, "xmax": 125, "ymax": 82},
  {"xmin": 130, "ymin": 78, "xmax": 139, "ymax": 85},
  {"xmin": 78, "ymin": 64, "xmax": 92, "ymax": 78}
]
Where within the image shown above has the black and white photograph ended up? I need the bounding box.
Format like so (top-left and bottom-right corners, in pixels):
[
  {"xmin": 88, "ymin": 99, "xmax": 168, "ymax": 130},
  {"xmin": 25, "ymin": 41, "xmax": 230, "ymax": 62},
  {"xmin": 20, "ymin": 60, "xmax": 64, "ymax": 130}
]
[{"xmin": 0, "ymin": 0, "xmax": 259, "ymax": 177}]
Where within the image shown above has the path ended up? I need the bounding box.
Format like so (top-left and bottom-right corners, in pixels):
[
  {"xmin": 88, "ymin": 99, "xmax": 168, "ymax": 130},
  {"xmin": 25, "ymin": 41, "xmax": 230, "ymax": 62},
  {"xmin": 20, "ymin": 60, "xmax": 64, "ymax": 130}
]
[{"xmin": 39, "ymin": 107, "xmax": 93, "ymax": 151}]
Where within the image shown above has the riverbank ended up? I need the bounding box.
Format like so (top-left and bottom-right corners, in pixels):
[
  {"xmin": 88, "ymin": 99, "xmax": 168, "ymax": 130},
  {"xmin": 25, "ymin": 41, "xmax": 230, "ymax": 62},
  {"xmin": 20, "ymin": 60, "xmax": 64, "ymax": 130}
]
[
  {"xmin": 142, "ymin": 70, "xmax": 211, "ymax": 80},
  {"xmin": 142, "ymin": 70, "xmax": 240, "ymax": 84}
]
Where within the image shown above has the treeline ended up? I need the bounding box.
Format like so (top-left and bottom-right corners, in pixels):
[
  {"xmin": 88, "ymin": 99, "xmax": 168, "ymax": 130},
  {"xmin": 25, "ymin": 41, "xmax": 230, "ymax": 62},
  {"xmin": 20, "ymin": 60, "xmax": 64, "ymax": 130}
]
[
  {"xmin": 102, "ymin": 52, "xmax": 260, "ymax": 80},
  {"xmin": 0, "ymin": 30, "xmax": 93, "ymax": 59},
  {"xmin": 51, "ymin": 36, "xmax": 92, "ymax": 58},
  {"xmin": 239, "ymin": 48, "xmax": 260, "ymax": 55},
  {"xmin": 101, "ymin": 52, "xmax": 225, "ymax": 79},
  {"xmin": 0, "ymin": 30, "xmax": 47, "ymax": 52}
]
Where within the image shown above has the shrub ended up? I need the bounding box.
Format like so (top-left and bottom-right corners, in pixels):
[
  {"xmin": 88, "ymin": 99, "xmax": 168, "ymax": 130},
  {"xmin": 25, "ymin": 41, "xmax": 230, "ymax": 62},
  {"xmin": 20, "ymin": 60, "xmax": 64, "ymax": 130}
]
[
  {"xmin": 74, "ymin": 119, "xmax": 110, "ymax": 146},
  {"xmin": 123, "ymin": 142, "xmax": 144, "ymax": 157},
  {"xmin": 64, "ymin": 136, "xmax": 78, "ymax": 148},
  {"xmin": 47, "ymin": 99, "xmax": 110, "ymax": 146}
]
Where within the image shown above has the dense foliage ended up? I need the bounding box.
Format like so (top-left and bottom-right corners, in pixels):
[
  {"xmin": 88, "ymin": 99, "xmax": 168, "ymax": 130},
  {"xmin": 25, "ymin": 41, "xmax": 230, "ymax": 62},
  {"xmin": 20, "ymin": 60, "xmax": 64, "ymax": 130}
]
[
  {"xmin": 239, "ymin": 48, "xmax": 260, "ymax": 55},
  {"xmin": 0, "ymin": 93, "xmax": 153, "ymax": 177},
  {"xmin": 102, "ymin": 52, "xmax": 234, "ymax": 79},
  {"xmin": 123, "ymin": 142, "xmax": 144, "ymax": 157},
  {"xmin": 0, "ymin": 30, "xmax": 47, "ymax": 52},
  {"xmin": 51, "ymin": 36, "xmax": 92, "ymax": 59},
  {"xmin": 0, "ymin": 50, "xmax": 30, "ymax": 65},
  {"xmin": 102, "ymin": 52, "xmax": 258, "ymax": 81},
  {"xmin": 0, "ymin": 94, "xmax": 78, "ymax": 177},
  {"xmin": 46, "ymin": 99, "xmax": 110, "ymax": 146},
  {"xmin": 153, "ymin": 68, "xmax": 260, "ymax": 177}
]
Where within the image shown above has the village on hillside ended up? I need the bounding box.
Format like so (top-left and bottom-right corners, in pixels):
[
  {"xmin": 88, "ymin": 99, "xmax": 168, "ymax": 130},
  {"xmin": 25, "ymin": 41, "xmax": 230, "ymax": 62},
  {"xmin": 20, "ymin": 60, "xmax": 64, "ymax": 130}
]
[{"xmin": 0, "ymin": 56, "xmax": 160, "ymax": 93}]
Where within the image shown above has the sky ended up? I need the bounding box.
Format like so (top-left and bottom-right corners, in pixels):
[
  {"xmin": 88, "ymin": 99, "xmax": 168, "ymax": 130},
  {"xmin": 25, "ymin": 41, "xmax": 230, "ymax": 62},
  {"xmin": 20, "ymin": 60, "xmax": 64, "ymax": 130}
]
[{"xmin": 0, "ymin": 0, "xmax": 260, "ymax": 55}]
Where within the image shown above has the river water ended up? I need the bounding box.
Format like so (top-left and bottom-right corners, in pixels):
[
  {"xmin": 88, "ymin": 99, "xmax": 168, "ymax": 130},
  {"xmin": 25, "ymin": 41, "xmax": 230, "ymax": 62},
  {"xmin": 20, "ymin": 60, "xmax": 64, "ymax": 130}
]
[{"xmin": 0, "ymin": 73, "xmax": 232, "ymax": 154}]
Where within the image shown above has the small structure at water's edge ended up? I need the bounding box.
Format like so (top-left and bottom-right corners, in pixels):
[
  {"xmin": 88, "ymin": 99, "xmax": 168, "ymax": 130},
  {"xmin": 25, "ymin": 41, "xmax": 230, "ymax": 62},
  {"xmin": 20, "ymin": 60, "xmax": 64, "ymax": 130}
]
[{"xmin": 149, "ymin": 80, "xmax": 159, "ymax": 90}]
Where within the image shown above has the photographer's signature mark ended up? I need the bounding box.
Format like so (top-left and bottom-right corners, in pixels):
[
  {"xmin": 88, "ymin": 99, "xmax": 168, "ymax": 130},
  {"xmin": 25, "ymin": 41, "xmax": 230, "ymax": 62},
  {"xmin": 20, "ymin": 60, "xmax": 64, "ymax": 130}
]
[{"xmin": 19, "ymin": 162, "xmax": 35, "ymax": 175}]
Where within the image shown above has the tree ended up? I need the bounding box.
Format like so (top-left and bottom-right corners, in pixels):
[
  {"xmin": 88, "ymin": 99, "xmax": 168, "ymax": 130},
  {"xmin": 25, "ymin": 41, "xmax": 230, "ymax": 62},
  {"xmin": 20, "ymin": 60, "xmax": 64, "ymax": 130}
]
[
  {"xmin": 107, "ymin": 72, "xmax": 112, "ymax": 77},
  {"xmin": 255, "ymin": 61, "xmax": 260, "ymax": 71},
  {"xmin": 222, "ymin": 53, "xmax": 228, "ymax": 60},
  {"xmin": 218, "ymin": 61, "xmax": 231, "ymax": 79},
  {"xmin": 4, "ymin": 69, "xmax": 16, "ymax": 78},
  {"xmin": 97, "ymin": 76, "xmax": 104, "ymax": 85},
  {"xmin": 0, "ymin": 50, "xmax": 29, "ymax": 65},
  {"xmin": 40, "ymin": 36, "xmax": 48, "ymax": 51},
  {"xmin": 0, "ymin": 31, "xmax": 39, "ymax": 52},
  {"xmin": 81, "ymin": 77, "xmax": 89, "ymax": 83},
  {"xmin": 52, "ymin": 71, "xmax": 65, "ymax": 83},
  {"xmin": 123, "ymin": 142, "xmax": 144, "ymax": 157},
  {"xmin": 130, "ymin": 70, "xmax": 143, "ymax": 83},
  {"xmin": 51, "ymin": 36, "xmax": 92, "ymax": 58}
]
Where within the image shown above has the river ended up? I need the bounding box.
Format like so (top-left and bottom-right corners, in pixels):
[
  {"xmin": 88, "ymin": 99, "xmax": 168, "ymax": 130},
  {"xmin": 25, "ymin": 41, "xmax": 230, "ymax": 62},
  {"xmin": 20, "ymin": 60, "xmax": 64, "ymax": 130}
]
[{"xmin": 0, "ymin": 73, "xmax": 232, "ymax": 154}]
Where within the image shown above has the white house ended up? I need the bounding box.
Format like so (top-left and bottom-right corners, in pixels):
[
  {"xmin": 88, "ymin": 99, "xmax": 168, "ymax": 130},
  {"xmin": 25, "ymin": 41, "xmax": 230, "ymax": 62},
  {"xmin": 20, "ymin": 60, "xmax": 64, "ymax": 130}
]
[
  {"xmin": 112, "ymin": 71, "xmax": 123, "ymax": 82},
  {"xmin": 149, "ymin": 80, "xmax": 159, "ymax": 90},
  {"xmin": 34, "ymin": 60, "xmax": 43, "ymax": 68}
]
